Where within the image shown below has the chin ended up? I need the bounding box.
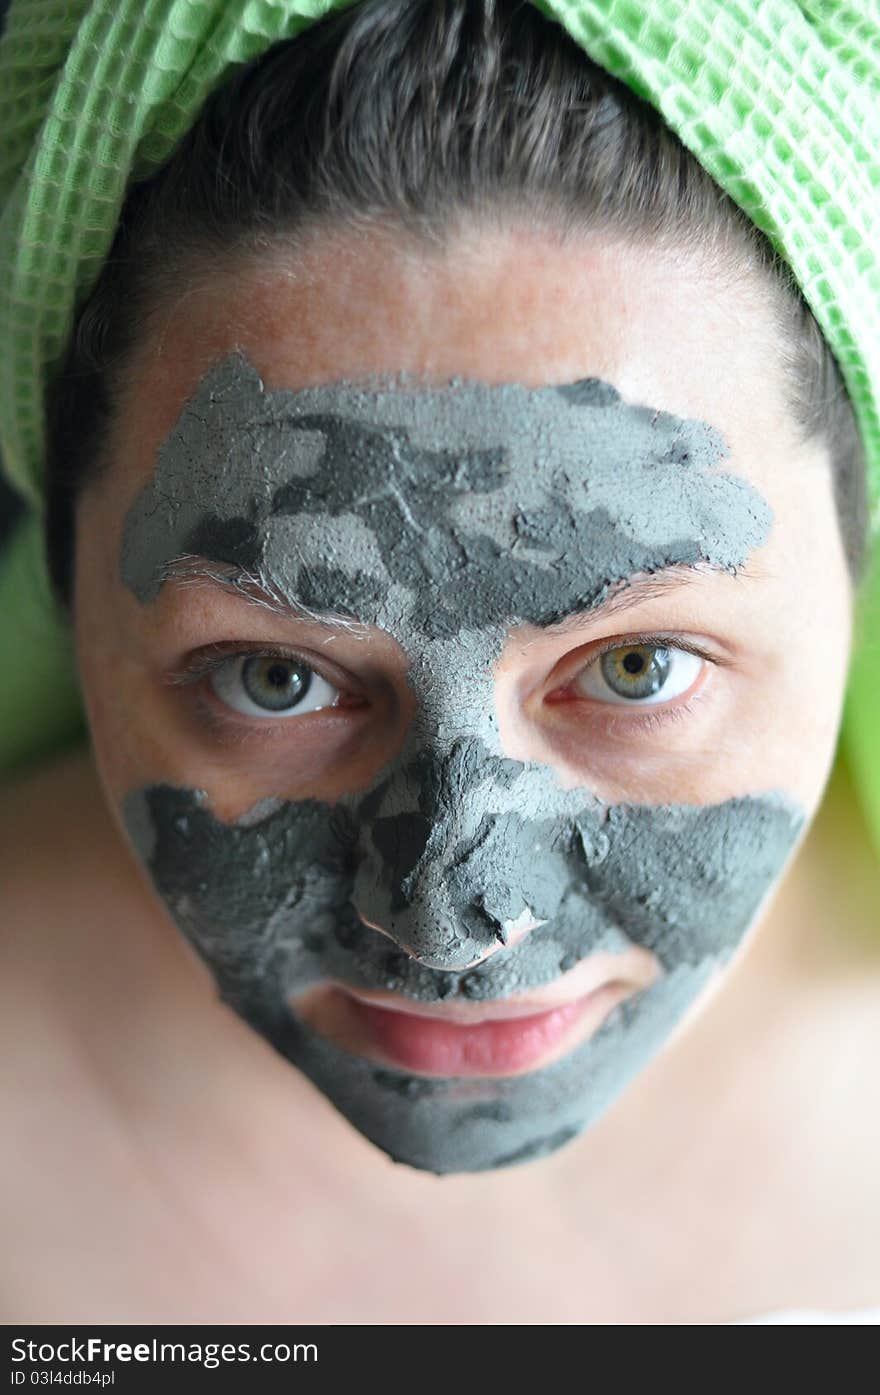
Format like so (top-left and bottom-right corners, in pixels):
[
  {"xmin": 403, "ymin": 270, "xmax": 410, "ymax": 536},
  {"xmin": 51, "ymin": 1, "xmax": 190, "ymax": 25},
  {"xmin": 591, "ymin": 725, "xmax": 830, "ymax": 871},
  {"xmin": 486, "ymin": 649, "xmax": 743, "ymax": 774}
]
[{"xmin": 240, "ymin": 958, "xmax": 721, "ymax": 1174}]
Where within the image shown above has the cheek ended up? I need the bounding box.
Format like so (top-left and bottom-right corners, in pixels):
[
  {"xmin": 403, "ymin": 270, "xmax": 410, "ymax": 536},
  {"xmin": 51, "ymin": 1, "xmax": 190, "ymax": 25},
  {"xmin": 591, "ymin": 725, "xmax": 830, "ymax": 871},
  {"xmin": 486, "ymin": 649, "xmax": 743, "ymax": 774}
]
[
  {"xmin": 74, "ymin": 627, "xmax": 146, "ymax": 801},
  {"xmin": 751, "ymin": 467, "xmax": 855, "ymax": 792},
  {"xmin": 720, "ymin": 599, "xmax": 852, "ymax": 817},
  {"xmin": 121, "ymin": 784, "xmax": 360, "ymax": 993},
  {"xmin": 74, "ymin": 508, "xmax": 160, "ymax": 794},
  {"xmin": 76, "ymin": 633, "xmax": 182, "ymax": 819},
  {"xmin": 120, "ymin": 770, "xmax": 807, "ymax": 1000},
  {"xmin": 572, "ymin": 795, "xmax": 807, "ymax": 966}
]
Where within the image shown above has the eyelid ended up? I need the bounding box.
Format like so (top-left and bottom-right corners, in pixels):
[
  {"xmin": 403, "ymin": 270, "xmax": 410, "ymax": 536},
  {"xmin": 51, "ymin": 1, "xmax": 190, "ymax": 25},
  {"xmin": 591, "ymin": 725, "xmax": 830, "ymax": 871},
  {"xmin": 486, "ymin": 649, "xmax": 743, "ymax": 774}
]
[
  {"xmin": 548, "ymin": 630, "xmax": 730, "ymax": 690},
  {"xmin": 593, "ymin": 682, "xmax": 714, "ymax": 739},
  {"xmin": 164, "ymin": 639, "xmax": 364, "ymax": 697}
]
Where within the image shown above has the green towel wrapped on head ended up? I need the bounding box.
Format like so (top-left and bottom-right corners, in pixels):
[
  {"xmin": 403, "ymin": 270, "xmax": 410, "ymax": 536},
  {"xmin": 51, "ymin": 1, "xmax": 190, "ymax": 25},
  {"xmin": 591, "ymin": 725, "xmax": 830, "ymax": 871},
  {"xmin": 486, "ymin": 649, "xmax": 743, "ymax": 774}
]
[{"xmin": 0, "ymin": 0, "xmax": 878, "ymax": 855}]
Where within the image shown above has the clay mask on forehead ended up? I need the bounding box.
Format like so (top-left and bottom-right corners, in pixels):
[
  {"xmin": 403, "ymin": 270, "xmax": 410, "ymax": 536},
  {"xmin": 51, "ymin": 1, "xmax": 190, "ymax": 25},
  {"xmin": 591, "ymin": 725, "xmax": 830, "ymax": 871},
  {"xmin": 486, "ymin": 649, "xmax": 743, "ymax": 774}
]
[{"xmin": 120, "ymin": 350, "xmax": 804, "ymax": 1173}]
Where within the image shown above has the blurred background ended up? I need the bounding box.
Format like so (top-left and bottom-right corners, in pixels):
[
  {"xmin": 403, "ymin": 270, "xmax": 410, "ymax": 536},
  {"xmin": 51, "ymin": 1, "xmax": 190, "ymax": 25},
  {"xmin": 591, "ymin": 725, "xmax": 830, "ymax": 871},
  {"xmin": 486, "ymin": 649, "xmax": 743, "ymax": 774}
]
[
  {"xmin": 1, "ymin": 0, "xmax": 24, "ymax": 552},
  {"xmin": 0, "ymin": 471, "xmax": 21, "ymax": 553},
  {"xmin": 0, "ymin": 478, "xmax": 19, "ymax": 550}
]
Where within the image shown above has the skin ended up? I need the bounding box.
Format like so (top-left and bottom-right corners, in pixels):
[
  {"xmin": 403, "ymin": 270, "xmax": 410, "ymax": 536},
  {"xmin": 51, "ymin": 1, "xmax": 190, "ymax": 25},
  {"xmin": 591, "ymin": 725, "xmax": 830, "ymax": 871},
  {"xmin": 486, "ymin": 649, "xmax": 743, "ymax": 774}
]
[{"xmin": 72, "ymin": 219, "xmax": 853, "ymax": 1177}]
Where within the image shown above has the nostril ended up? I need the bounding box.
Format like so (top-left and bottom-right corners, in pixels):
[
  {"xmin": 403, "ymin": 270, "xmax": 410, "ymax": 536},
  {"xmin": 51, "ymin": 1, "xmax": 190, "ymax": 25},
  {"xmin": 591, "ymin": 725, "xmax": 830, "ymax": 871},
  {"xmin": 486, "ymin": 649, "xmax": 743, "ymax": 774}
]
[{"xmin": 384, "ymin": 949, "xmax": 414, "ymax": 978}]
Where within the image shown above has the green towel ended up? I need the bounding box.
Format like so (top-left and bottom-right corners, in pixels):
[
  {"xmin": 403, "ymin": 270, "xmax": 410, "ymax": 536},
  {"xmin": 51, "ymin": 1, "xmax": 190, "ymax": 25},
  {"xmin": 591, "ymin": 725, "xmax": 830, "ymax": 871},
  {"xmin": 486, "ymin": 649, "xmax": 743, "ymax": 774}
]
[{"xmin": 0, "ymin": 0, "xmax": 878, "ymax": 858}]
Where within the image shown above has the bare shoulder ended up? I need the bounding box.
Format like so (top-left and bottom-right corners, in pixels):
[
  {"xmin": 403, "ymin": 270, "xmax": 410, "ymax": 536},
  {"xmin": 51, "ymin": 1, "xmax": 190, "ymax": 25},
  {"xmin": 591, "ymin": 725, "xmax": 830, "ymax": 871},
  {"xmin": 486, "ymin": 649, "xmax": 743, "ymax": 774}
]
[
  {"xmin": 0, "ymin": 749, "xmax": 161, "ymax": 1014},
  {"xmin": 0, "ymin": 746, "xmax": 165, "ymax": 1065},
  {"xmin": 1, "ymin": 741, "xmax": 120, "ymax": 854},
  {"xmin": 0, "ymin": 746, "xmax": 132, "ymax": 904},
  {"xmin": 0, "ymin": 746, "xmax": 206, "ymax": 1099},
  {"xmin": 0, "ymin": 746, "xmax": 220, "ymax": 1042}
]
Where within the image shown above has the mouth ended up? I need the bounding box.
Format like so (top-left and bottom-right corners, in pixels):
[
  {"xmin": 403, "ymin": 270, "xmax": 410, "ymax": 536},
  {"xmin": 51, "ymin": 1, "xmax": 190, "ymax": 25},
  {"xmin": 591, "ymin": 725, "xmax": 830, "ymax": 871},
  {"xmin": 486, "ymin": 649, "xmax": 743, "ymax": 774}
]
[{"xmin": 290, "ymin": 947, "xmax": 660, "ymax": 1078}]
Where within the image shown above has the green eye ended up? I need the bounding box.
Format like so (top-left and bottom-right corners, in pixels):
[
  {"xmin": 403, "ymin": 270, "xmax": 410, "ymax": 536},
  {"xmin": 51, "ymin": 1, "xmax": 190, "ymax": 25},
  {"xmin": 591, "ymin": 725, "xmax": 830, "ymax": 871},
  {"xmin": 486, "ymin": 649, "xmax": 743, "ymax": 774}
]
[
  {"xmin": 210, "ymin": 655, "xmax": 339, "ymax": 718},
  {"xmin": 242, "ymin": 656, "xmax": 312, "ymax": 711},
  {"xmin": 601, "ymin": 644, "xmax": 672, "ymax": 699},
  {"xmin": 573, "ymin": 643, "xmax": 702, "ymax": 706}
]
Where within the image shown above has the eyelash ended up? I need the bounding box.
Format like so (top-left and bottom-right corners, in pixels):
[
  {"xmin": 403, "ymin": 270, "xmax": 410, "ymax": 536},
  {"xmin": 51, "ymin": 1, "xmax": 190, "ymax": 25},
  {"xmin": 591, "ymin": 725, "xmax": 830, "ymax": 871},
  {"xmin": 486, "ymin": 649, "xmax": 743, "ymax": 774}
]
[
  {"xmin": 172, "ymin": 643, "xmax": 310, "ymax": 681},
  {"xmin": 581, "ymin": 680, "xmax": 712, "ymax": 739},
  {"xmin": 549, "ymin": 631, "xmax": 721, "ymax": 735},
  {"xmin": 167, "ymin": 632, "xmax": 722, "ymax": 740},
  {"xmin": 167, "ymin": 641, "xmax": 356, "ymax": 745}
]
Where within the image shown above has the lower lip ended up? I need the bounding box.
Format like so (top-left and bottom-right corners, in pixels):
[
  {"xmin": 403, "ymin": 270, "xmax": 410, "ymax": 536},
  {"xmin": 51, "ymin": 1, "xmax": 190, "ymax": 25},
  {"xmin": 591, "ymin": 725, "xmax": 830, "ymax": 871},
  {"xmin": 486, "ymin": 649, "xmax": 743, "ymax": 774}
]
[{"xmin": 343, "ymin": 985, "xmax": 627, "ymax": 1077}]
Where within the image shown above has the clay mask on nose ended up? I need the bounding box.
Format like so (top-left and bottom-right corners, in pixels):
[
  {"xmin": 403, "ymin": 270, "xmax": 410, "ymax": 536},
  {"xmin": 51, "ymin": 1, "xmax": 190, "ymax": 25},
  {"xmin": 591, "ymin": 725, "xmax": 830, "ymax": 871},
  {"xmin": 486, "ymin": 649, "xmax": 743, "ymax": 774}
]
[{"xmin": 120, "ymin": 350, "xmax": 805, "ymax": 1173}]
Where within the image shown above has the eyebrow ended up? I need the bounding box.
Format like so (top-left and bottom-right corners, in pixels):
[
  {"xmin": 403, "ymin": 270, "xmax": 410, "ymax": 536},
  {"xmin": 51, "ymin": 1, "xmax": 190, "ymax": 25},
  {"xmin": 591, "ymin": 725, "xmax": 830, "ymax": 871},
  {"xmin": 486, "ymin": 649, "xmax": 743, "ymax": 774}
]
[
  {"xmin": 158, "ymin": 553, "xmax": 744, "ymax": 632},
  {"xmin": 538, "ymin": 560, "xmax": 741, "ymax": 634},
  {"xmin": 158, "ymin": 554, "xmax": 368, "ymax": 630}
]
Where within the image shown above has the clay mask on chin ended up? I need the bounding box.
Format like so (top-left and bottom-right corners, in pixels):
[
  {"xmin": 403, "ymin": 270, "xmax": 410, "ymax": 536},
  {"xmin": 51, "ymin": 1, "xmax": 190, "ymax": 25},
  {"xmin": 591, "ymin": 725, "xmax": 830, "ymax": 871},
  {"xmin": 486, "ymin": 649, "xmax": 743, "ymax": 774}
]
[{"xmin": 120, "ymin": 350, "xmax": 805, "ymax": 1173}]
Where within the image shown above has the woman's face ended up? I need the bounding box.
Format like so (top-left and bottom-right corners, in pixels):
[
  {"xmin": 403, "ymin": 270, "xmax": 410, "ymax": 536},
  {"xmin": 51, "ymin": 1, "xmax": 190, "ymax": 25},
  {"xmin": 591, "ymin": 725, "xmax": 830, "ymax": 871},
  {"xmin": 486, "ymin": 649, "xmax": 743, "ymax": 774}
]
[{"xmin": 74, "ymin": 222, "xmax": 853, "ymax": 1173}]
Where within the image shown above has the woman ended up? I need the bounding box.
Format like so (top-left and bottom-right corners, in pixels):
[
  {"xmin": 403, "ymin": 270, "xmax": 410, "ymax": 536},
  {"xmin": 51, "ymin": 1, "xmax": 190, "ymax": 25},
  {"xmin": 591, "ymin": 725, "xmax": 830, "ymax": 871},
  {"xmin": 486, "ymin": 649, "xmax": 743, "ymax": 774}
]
[{"xmin": 0, "ymin": 0, "xmax": 878, "ymax": 1323}]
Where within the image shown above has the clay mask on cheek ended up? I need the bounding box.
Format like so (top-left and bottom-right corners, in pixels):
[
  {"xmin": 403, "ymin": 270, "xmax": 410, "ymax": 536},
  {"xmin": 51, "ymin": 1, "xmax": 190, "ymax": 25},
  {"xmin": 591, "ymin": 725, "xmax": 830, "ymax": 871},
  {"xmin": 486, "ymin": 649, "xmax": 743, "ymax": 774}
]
[{"xmin": 120, "ymin": 350, "xmax": 805, "ymax": 1173}]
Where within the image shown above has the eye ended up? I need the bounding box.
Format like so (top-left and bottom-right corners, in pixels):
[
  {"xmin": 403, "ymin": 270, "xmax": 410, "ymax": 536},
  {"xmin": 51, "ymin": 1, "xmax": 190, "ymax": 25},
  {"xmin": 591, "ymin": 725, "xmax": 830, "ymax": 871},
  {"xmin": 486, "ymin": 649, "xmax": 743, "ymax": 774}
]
[
  {"xmin": 209, "ymin": 654, "xmax": 340, "ymax": 719},
  {"xmin": 571, "ymin": 642, "xmax": 703, "ymax": 707}
]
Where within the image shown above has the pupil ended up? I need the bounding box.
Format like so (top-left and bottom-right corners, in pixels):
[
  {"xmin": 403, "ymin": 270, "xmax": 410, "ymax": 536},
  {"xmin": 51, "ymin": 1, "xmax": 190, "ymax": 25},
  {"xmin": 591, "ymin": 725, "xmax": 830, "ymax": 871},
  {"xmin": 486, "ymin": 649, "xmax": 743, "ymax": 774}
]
[
  {"xmin": 623, "ymin": 652, "xmax": 645, "ymax": 674},
  {"xmin": 266, "ymin": 663, "xmax": 290, "ymax": 689}
]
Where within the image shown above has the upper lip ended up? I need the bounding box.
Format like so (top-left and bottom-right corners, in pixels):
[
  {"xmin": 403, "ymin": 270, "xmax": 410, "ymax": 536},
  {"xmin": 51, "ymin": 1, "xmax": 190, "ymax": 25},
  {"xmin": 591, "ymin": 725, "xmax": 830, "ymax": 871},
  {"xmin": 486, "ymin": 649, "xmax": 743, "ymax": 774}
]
[{"xmin": 333, "ymin": 946, "xmax": 660, "ymax": 1025}]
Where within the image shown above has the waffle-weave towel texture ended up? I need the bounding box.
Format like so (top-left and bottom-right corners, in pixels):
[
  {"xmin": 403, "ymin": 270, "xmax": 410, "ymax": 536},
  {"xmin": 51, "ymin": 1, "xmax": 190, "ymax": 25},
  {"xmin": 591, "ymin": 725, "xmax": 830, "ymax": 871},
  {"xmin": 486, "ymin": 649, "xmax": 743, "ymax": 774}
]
[{"xmin": 0, "ymin": 0, "xmax": 878, "ymax": 853}]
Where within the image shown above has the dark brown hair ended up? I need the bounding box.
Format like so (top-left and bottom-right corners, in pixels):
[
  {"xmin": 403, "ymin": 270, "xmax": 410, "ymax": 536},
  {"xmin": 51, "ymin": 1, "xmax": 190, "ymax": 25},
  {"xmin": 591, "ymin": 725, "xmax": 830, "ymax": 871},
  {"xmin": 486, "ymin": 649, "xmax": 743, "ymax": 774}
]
[{"xmin": 45, "ymin": 0, "xmax": 868, "ymax": 607}]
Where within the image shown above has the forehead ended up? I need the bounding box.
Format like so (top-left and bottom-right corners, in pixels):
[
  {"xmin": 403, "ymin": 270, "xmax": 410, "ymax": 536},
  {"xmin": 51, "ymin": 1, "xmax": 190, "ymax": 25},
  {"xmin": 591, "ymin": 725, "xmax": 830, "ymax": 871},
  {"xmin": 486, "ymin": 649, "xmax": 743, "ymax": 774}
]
[
  {"xmin": 120, "ymin": 349, "xmax": 772, "ymax": 638},
  {"xmin": 109, "ymin": 223, "xmax": 798, "ymax": 486}
]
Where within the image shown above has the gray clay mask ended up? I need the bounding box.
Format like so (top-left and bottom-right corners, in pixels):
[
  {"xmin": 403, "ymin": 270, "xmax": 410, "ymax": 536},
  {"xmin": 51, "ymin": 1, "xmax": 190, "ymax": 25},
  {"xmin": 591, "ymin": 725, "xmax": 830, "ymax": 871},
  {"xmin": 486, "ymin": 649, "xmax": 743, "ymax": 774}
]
[{"xmin": 120, "ymin": 350, "xmax": 805, "ymax": 1173}]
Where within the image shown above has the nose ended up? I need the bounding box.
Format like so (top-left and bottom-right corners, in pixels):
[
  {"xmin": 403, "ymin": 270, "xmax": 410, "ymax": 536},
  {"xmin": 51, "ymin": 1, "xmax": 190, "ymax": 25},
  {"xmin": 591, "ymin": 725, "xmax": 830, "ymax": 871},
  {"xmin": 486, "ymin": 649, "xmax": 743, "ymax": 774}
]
[
  {"xmin": 352, "ymin": 811, "xmax": 528, "ymax": 969},
  {"xmin": 351, "ymin": 740, "xmax": 567, "ymax": 970},
  {"xmin": 356, "ymin": 904, "xmax": 546, "ymax": 968}
]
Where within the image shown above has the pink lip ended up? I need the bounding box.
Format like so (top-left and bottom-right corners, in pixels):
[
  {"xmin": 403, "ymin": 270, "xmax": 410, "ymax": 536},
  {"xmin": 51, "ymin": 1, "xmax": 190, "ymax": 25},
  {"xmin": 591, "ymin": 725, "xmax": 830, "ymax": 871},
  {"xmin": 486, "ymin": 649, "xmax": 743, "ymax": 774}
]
[
  {"xmin": 292, "ymin": 947, "xmax": 660, "ymax": 1078},
  {"xmin": 343, "ymin": 984, "xmax": 626, "ymax": 1075}
]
